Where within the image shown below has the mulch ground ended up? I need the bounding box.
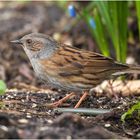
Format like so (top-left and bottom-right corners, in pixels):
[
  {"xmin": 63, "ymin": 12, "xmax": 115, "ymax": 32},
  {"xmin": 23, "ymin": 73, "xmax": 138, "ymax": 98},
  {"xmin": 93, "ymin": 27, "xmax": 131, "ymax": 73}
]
[{"xmin": 0, "ymin": 2, "xmax": 140, "ymax": 139}]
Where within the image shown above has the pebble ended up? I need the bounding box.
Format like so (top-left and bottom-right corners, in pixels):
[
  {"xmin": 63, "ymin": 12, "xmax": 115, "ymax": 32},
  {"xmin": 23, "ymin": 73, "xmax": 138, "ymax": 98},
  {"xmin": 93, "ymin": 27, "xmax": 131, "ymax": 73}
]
[
  {"xmin": 104, "ymin": 123, "xmax": 111, "ymax": 127},
  {"xmin": 40, "ymin": 126, "xmax": 49, "ymax": 131},
  {"xmin": 0, "ymin": 125, "xmax": 8, "ymax": 132},
  {"xmin": 26, "ymin": 113, "xmax": 32, "ymax": 118},
  {"xmin": 47, "ymin": 119, "xmax": 52, "ymax": 124},
  {"xmin": 32, "ymin": 103, "xmax": 37, "ymax": 108},
  {"xmin": 117, "ymin": 106, "xmax": 121, "ymax": 109},
  {"xmin": 18, "ymin": 119, "xmax": 28, "ymax": 124},
  {"xmin": 53, "ymin": 33, "xmax": 61, "ymax": 41},
  {"xmin": 136, "ymin": 133, "xmax": 140, "ymax": 139},
  {"xmin": 66, "ymin": 135, "xmax": 72, "ymax": 140},
  {"xmin": 51, "ymin": 98, "xmax": 55, "ymax": 101},
  {"xmin": 48, "ymin": 110, "xmax": 52, "ymax": 113}
]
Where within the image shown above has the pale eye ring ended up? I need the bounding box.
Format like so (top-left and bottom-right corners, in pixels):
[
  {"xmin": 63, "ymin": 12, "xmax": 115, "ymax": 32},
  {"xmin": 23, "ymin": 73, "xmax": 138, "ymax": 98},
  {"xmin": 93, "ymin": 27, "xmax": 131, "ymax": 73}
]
[{"xmin": 26, "ymin": 39, "xmax": 32, "ymax": 44}]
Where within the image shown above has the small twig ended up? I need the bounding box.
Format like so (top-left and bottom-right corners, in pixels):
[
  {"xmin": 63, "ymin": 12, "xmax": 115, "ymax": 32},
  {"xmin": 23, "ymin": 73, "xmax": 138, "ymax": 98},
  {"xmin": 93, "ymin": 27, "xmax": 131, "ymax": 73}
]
[{"xmin": 54, "ymin": 108, "xmax": 111, "ymax": 115}]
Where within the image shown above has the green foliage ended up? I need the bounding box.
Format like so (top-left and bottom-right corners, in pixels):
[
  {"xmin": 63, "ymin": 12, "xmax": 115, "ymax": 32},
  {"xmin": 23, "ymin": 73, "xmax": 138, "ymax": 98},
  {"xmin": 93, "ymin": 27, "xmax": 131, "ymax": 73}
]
[
  {"xmin": 81, "ymin": 8, "xmax": 109, "ymax": 56},
  {"xmin": 56, "ymin": 1, "xmax": 67, "ymax": 10},
  {"xmin": 15, "ymin": 0, "xmax": 30, "ymax": 3},
  {"xmin": 81, "ymin": 1, "xmax": 128, "ymax": 62},
  {"xmin": 0, "ymin": 80, "xmax": 7, "ymax": 95},
  {"xmin": 108, "ymin": 1, "xmax": 128, "ymax": 62},
  {"xmin": 60, "ymin": 1, "xmax": 140, "ymax": 62},
  {"xmin": 121, "ymin": 101, "xmax": 140, "ymax": 123},
  {"xmin": 136, "ymin": 1, "xmax": 140, "ymax": 40}
]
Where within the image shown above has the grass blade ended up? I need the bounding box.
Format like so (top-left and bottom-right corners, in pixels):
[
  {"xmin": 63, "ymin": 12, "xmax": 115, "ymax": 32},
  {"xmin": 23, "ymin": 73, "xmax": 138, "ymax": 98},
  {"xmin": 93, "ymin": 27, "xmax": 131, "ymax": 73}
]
[
  {"xmin": 118, "ymin": 2, "xmax": 128, "ymax": 63},
  {"xmin": 136, "ymin": 1, "xmax": 140, "ymax": 40},
  {"xmin": 83, "ymin": 8, "xmax": 110, "ymax": 56}
]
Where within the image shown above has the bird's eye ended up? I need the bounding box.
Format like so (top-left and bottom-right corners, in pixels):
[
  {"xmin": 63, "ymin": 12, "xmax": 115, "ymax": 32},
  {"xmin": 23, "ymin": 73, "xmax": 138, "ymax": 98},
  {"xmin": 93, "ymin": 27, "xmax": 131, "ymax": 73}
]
[{"xmin": 26, "ymin": 39, "xmax": 32, "ymax": 44}]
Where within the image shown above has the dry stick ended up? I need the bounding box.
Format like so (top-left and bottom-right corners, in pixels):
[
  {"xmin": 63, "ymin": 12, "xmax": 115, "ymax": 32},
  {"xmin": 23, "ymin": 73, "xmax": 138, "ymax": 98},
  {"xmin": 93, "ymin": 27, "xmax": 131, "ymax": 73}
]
[
  {"xmin": 74, "ymin": 92, "xmax": 88, "ymax": 108},
  {"xmin": 48, "ymin": 92, "xmax": 75, "ymax": 108},
  {"xmin": 54, "ymin": 108, "xmax": 111, "ymax": 115}
]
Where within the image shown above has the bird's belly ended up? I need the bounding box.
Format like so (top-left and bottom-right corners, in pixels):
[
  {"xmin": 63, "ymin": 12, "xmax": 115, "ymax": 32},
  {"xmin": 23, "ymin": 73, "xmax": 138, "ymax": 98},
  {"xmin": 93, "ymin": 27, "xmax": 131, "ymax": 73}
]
[
  {"xmin": 45, "ymin": 76, "xmax": 93, "ymax": 92},
  {"xmin": 37, "ymin": 68, "xmax": 93, "ymax": 91},
  {"xmin": 42, "ymin": 72, "xmax": 94, "ymax": 92},
  {"xmin": 31, "ymin": 60, "xmax": 94, "ymax": 91}
]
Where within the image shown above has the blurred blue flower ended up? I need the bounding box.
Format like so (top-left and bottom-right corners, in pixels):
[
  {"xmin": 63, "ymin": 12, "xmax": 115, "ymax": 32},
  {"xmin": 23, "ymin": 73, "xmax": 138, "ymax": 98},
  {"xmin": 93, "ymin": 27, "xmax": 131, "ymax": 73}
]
[
  {"xmin": 68, "ymin": 5, "xmax": 76, "ymax": 17},
  {"xmin": 89, "ymin": 18, "xmax": 96, "ymax": 29}
]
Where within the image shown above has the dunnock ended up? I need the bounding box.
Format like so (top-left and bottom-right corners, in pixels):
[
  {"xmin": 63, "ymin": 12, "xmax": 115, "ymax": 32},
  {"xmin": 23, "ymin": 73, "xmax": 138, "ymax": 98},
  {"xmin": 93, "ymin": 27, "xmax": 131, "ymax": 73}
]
[{"xmin": 11, "ymin": 33, "xmax": 140, "ymax": 108}]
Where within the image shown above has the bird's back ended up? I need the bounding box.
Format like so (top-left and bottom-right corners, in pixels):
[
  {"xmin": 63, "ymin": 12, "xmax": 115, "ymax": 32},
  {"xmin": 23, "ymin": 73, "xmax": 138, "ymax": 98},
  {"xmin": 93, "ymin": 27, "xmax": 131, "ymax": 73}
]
[{"xmin": 39, "ymin": 44, "xmax": 129, "ymax": 91}]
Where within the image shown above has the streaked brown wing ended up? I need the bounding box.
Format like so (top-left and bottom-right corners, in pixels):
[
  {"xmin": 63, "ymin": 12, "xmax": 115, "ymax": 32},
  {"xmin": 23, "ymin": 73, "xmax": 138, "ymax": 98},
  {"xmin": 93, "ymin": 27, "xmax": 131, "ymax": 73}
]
[{"xmin": 40, "ymin": 44, "xmax": 128, "ymax": 88}]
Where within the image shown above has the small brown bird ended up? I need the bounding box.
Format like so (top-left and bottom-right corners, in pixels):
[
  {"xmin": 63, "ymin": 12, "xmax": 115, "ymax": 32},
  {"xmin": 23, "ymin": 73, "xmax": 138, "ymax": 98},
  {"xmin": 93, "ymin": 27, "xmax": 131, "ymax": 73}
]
[{"xmin": 11, "ymin": 33, "xmax": 140, "ymax": 108}]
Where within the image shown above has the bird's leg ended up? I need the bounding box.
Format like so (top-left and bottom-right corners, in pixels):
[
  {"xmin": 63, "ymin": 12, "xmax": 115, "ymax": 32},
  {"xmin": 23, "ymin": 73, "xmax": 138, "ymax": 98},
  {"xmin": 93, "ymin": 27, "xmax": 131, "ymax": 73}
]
[
  {"xmin": 74, "ymin": 91, "xmax": 88, "ymax": 108},
  {"xmin": 49, "ymin": 92, "xmax": 75, "ymax": 107}
]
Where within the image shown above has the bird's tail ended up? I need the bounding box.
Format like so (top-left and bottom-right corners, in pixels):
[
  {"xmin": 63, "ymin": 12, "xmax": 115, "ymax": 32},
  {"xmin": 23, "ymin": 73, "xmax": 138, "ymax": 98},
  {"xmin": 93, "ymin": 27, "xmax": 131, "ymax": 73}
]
[
  {"xmin": 113, "ymin": 64, "xmax": 140, "ymax": 76},
  {"xmin": 127, "ymin": 66, "xmax": 140, "ymax": 73}
]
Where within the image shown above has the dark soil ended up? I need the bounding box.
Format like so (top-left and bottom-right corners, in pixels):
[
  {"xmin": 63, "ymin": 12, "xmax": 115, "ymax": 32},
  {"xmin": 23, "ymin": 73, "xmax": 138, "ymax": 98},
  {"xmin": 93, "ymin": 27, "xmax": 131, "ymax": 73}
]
[{"xmin": 0, "ymin": 2, "xmax": 140, "ymax": 139}]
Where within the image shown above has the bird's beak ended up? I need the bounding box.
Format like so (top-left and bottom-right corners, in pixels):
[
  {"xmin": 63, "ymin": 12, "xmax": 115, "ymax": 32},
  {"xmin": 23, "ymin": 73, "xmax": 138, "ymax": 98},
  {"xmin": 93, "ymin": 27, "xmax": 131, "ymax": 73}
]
[{"xmin": 10, "ymin": 40, "xmax": 23, "ymax": 45}]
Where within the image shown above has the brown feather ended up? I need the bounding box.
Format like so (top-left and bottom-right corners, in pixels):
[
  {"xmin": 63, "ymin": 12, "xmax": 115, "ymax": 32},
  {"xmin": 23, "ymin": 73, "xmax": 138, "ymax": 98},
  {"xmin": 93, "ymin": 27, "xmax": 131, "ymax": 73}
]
[{"xmin": 39, "ymin": 44, "xmax": 129, "ymax": 91}]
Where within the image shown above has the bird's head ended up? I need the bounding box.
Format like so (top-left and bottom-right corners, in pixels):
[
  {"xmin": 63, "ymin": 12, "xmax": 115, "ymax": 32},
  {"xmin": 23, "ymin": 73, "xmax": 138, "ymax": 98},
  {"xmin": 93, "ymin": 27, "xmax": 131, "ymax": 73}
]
[{"xmin": 11, "ymin": 33, "xmax": 58, "ymax": 59}]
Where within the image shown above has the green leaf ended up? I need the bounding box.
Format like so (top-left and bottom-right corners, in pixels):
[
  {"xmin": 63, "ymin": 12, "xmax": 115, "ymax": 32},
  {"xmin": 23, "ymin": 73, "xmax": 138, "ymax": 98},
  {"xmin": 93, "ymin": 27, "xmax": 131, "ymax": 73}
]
[
  {"xmin": 0, "ymin": 80, "xmax": 7, "ymax": 95},
  {"xmin": 95, "ymin": 1, "xmax": 115, "ymax": 45},
  {"xmin": 82, "ymin": 6, "xmax": 110, "ymax": 56},
  {"xmin": 96, "ymin": 1, "xmax": 128, "ymax": 62},
  {"xmin": 121, "ymin": 101, "xmax": 140, "ymax": 123},
  {"xmin": 108, "ymin": 1, "xmax": 128, "ymax": 62},
  {"xmin": 92, "ymin": 9, "xmax": 110, "ymax": 56},
  {"xmin": 74, "ymin": 1, "xmax": 128, "ymax": 63},
  {"xmin": 117, "ymin": 1, "xmax": 128, "ymax": 63},
  {"xmin": 136, "ymin": 1, "xmax": 140, "ymax": 40}
]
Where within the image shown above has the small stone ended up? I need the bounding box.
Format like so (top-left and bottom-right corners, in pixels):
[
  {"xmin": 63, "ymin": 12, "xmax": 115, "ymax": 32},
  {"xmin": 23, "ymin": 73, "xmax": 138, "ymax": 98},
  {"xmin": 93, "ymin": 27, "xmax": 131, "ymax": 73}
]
[
  {"xmin": 26, "ymin": 113, "xmax": 32, "ymax": 118},
  {"xmin": 47, "ymin": 119, "xmax": 52, "ymax": 124},
  {"xmin": 0, "ymin": 125, "xmax": 8, "ymax": 132},
  {"xmin": 32, "ymin": 103, "xmax": 37, "ymax": 108},
  {"xmin": 53, "ymin": 33, "xmax": 61, "ymax": 41},
  {"xmin": 22, "ymin": 109, "xmax": 26, "ymax": 112},
  {"xmin": 104, "ymin": 123, "xmax": 111, "ymax": 127},
  {"xmin": 40, "ymin": 126, "xmax": 49, "ymax": 131},
  {"xmin": 48, "ymin": 110, "xmax": 52, "ymax": 113},
  {"xmin": 21, "ymin": 99, "xmax": 25, "ymax": 103},
  {"xmin": 66, "ymin": 135, "xmax": 72, "ymax": 140},
  {"xmin": 51, "ymin": 98, "xmax": 55, "ymax": 101},
  {"xmin": 136, "ymin": 133, "xmax": 140, "ymax": 139},
  {"xmin": 117, "ymin": 106, "xmax": 121, "ymax": 109},
  {"xmin": 18, "ymin": 119, "xmax": 28, "ymax": 124}
]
